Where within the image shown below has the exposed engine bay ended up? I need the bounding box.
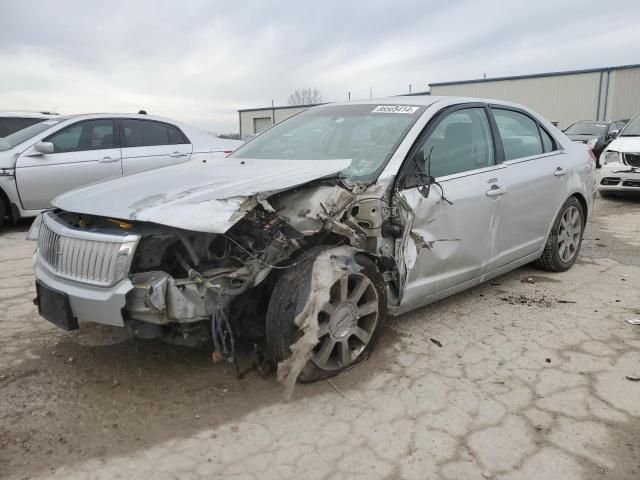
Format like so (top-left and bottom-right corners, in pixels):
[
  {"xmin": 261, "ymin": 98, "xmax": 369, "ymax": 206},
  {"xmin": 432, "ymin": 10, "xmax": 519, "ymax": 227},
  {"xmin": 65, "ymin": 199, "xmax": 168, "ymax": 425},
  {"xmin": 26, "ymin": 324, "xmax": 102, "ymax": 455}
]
[{"xmin": 52, "ymin": 180, "xmax": 402, "ymax": 365}]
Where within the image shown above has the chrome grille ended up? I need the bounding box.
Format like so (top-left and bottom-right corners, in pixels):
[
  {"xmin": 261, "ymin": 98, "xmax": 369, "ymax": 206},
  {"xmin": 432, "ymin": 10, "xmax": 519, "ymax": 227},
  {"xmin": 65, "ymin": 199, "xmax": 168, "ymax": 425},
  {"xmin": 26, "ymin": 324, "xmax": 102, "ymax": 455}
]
[
  {"xmin": 37, "ymin": 212, "xmax": 139, "ymax": 287},
  {"xmin": 624, "ymin": 153, "xmax": 640, "ymax": 168}
]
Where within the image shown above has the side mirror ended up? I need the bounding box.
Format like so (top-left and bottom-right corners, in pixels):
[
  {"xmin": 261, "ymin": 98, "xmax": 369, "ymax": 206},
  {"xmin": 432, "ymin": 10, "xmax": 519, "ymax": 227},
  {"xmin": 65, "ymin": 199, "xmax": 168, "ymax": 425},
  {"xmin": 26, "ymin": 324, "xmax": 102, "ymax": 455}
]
[
  {"xmin": 33, "ymin": 141, "xmax": 54, "ymax": 155},
  {"xmin": 608, "ymin": 130, "xmax": 619, "ymax": 139}
]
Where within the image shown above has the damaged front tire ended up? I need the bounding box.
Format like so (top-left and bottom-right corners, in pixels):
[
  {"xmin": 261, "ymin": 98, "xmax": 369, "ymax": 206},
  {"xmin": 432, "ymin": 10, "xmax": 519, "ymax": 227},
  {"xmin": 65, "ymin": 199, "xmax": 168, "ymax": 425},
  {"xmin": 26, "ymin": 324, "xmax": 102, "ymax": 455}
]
[{"xmin": 266, "ymin": 249, "xmax": 386, "ymax": 383}]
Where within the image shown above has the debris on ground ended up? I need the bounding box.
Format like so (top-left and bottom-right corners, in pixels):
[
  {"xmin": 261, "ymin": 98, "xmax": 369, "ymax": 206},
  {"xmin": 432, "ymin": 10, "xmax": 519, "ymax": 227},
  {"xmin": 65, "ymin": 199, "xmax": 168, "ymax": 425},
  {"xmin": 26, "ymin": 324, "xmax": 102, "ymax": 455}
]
[
  {"xmin": 327, "ymin": 379, "xmax": 351, "ymax": 401},
  {"xmin": 625, "ymin": 375, "xmax": 640, "ymax": 382},
  {"xmin": 430, "ymin": 338, "xmax": 443, "ymax": 347},
  {"xmin": 499, "ymin": 294, "xmax": 554, "ymax": 307},
  {"xmin": 626, "ymin": 318, "xmax": 640, "ymax": 325}
]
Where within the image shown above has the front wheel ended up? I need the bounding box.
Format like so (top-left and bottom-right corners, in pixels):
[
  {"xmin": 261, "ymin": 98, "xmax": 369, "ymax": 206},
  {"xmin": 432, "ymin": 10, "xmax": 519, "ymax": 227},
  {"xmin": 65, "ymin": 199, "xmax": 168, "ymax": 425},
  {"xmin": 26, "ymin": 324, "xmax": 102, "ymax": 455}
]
[
  {"xmin": 266, "ymin": 251, "xmax": 386, "ymax": 383},
  {"xmin": 535, "ymin": 197, "xmax": 584, "ymax": 272}
]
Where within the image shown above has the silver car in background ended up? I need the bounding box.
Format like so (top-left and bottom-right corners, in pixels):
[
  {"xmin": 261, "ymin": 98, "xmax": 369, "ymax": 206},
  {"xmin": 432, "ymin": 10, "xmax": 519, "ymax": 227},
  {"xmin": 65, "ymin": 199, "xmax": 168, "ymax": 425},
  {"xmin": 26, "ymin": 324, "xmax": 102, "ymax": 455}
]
[
  {"xmin": 30, "ymin": 96, "xmax": 596, "ymax": 383},
  {"xmin": 0, "ymin": 113, "xmax": 242, "ymax": 226}
]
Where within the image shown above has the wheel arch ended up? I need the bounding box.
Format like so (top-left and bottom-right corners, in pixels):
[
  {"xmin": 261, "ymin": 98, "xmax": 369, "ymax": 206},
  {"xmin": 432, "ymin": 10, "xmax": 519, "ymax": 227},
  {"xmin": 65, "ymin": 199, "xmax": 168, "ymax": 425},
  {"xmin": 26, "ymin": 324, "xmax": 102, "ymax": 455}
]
[
  {"xmin": 0, "ymin": 186, "xmax": 11, "ymax": 223},
  {"xmin": 570, "ymin": 191, "xmax": 588, "ymax": 225}
]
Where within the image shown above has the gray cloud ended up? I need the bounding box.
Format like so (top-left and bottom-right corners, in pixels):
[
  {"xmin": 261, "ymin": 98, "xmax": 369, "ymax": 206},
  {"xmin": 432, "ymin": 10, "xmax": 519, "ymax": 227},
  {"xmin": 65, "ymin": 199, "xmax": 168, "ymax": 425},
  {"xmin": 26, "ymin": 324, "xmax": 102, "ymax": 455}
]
[{"xmin": 1, "ymin": 0, "xmax": 638, "ymax": 132}]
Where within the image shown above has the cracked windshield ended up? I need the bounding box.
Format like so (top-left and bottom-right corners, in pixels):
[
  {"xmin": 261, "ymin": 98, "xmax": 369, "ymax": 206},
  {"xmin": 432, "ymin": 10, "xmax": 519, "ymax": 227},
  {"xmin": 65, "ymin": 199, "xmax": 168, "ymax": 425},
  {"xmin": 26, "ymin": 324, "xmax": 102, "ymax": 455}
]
[{"xmin": 232, "ymin": 104, "xmax": 425, "ymax": 179}]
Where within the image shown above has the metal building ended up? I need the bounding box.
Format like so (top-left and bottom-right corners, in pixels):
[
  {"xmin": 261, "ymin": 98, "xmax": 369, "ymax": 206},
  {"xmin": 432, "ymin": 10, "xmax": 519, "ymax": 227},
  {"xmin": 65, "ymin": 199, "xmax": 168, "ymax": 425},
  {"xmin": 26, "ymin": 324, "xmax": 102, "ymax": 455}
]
[
  {"xmin": 238, "ymin": 103, "xmax": 322, "ymax": 139},
  {"xmin": 429, "ymin": 64, "xmax": 640, "ymax": 128}
]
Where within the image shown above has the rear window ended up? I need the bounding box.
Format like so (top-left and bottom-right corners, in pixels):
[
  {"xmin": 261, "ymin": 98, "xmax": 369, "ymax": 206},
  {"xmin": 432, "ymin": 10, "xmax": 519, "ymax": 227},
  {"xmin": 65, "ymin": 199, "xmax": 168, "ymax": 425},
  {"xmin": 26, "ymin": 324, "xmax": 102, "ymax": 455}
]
[
  {"xmin": 564, "ymin": 122, "xmax": 608, "ymax": 136},
  {"xmin": 121, "ymin": 119, "xmax": 188, "ymax": 147},
  {"xmin": 492, "ymin": 109, "xmax": 557, "ymax": 160}
]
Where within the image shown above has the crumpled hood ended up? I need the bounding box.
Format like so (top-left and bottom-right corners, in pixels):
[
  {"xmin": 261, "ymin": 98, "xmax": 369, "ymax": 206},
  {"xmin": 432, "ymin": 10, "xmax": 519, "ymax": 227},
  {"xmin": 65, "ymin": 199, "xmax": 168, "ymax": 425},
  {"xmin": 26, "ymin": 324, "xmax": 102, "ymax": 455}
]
[
  {"xmin": 52, "ymin": 157, "xmax": 351, "ymax": 233},
  {"xmin": 607, "ymin": 136, "xmax": 640, "ymax": 153}
]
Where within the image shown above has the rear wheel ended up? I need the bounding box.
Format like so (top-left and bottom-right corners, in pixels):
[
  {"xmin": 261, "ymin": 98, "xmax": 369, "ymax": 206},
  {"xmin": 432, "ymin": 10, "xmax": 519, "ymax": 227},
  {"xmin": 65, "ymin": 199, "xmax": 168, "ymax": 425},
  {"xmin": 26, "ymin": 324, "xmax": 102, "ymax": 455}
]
[
  {"xmin": 0, "ymin": 198, "xmax": 6, "ymax": 228},
  {"xmin": 266, "ymin": 252, "xmax": 386, "ymax": 383},
  {"xmin": 535, "ymin": 197, "xmax": 584, "ymax": 272}
]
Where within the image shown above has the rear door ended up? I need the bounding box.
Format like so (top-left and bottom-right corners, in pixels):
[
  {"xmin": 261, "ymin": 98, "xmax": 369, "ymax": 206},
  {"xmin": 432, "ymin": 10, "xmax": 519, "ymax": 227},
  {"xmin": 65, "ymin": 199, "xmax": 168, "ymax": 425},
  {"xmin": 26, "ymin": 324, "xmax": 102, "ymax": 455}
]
[
  {"xmin": 15, "ymin": 118, "xmax": 122, "ymax": 210},
  {"xmin": 394, "ymin": 105, "xmax": 506, "ymax": 306},
  {"xmin": 488, "ymin": 107, "xmax": 567, "ymax": 267},
  {"xmin": 120, "ymin": 119, "xmax": 193, "ymax": 175}
]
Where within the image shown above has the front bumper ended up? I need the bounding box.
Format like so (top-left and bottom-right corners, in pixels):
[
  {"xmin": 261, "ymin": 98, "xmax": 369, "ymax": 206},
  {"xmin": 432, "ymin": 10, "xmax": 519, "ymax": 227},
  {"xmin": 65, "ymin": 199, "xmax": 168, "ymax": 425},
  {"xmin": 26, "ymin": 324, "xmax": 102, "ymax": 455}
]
[
  {"xmin": 596, "ymin": 162, "xmax": 640, "ymax": 192},
  {"xmin": 33, "ymin": 254, "xmax": 133, "ymax": 327}
]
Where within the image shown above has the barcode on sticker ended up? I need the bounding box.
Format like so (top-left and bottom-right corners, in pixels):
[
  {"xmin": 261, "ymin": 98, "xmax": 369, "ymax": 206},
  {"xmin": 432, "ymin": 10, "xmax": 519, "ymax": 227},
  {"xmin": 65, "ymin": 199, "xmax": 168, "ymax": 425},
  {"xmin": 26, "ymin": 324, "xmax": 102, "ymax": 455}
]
[{"xmin": 371, "ymin": 105, "xmax": 420, "ymax": 114}]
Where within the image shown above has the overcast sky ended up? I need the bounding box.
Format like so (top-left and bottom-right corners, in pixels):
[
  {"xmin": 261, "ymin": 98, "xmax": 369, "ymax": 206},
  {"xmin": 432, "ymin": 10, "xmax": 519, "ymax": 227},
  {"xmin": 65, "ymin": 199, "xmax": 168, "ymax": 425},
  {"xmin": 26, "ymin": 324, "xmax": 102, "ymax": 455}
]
[{"xmin": 1, "ymin": 0, "xmax": 639, "ymax": 133}]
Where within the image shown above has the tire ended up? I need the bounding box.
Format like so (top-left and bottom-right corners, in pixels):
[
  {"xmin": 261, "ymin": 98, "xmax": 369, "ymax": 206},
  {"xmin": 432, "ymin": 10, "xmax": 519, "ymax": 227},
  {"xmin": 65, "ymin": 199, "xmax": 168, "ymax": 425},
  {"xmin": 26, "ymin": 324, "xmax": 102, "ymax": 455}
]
[
  {"xmin": 266, "ymin": 250, "xmax": 386, "ymax": 383},
  {"xmin": 0, "ymin": 198, "xmax": 6, "ymax": 228},
  {"xmin": 535, "ymin": 196, "xmax": 584, "ymax": 272}
]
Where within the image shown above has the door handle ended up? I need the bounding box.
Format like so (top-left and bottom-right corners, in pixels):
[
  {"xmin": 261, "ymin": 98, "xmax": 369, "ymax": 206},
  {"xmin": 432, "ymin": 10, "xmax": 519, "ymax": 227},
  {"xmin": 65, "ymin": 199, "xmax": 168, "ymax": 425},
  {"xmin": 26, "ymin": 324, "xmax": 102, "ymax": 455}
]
[
  {"xmin": 554, "ymin": 167, "xmax": 567, "ymax": 176},
  {"xmin": 169, "ymin": 152, "xmax": 188, "ymax": 158},
  {"xmin": 486, "ymin": 185, "xmax": 507, "ymax": 197},
  {"xmin": 99, "ymin": 156, "xmax": 119, "ymax": 163}
]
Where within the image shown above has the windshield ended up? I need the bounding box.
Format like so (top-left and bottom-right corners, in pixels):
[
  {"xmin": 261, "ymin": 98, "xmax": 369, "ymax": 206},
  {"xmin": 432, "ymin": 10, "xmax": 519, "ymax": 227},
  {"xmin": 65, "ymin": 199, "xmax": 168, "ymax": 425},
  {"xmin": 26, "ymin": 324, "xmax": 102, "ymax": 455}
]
[
  {"xmin": 0, "ymin": 120, "xmax": 61, "ymax": 151},
  {"xmin": 620, "ymin": 114, "xmax": 640, "ymax": 137},
  {"xmin": 564, "ymin": 122, "xmax": 608, "ymax": 136},
  {"xmin": 231, "ymin": 104, "xmax": 426, "ymax": 180}
]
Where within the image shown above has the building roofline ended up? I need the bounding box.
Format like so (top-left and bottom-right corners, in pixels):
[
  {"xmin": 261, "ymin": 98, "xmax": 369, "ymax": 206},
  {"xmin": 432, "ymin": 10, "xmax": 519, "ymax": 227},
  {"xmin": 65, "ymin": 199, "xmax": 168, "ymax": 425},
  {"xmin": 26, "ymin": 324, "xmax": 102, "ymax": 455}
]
[
  {"xmin": 237, "ymin": 102, "xmax": 327, "ymax": 113},
  {"xmin": 429, "ymin": 63, "xmax": 640, "ymax": 87}
]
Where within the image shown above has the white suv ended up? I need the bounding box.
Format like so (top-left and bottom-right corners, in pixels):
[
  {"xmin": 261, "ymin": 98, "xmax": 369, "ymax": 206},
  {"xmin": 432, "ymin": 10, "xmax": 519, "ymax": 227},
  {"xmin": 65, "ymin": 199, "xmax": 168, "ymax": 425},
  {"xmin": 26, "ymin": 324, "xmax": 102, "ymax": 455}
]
[{"xmin": 0, "ymin": 113, "xmax": 241, "ymax": 226}]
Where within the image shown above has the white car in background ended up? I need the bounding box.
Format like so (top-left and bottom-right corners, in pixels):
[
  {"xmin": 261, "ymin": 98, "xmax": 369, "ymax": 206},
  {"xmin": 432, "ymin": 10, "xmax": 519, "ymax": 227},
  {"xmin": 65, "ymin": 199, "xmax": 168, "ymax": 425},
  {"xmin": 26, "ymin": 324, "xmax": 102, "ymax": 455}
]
[
  {"xmin": 0, "ymin": 111, "xmax": 58, "ymax": 137},
  {"xmin": 0, "ymin": 113, "xmax": 242, "ymax": 226},
  {"xmin": 598, "ymin": 112, "xmax": 640, "ymax": 196}
]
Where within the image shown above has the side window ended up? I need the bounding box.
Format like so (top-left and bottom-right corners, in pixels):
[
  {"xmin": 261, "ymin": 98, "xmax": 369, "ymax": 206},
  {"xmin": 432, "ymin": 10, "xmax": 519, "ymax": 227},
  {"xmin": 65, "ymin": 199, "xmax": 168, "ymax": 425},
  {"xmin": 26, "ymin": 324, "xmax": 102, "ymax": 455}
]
[
  {"xmin": 540, "ymin": 128, "xmax": 555, "ymax": 152},
  {"xmin": 121, "ymin": 119, "xmax": 187, "ymax": 147},
  {"xmin": 418, "ymin": 107, "xmax": 494, "ymax": 178},
  {"xmin": 492, "ymin": 109, "xmax": 544, "ymax": 160},
  {"xmin": 46, "ymin": 119, "xmax": 115, "ymax": 153}
]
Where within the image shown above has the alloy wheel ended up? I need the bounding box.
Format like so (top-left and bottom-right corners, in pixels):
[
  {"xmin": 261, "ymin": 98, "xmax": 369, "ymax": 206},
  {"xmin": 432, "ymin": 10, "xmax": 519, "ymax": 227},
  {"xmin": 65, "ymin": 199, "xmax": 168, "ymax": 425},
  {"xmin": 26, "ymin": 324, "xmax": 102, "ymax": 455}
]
[
  {"xmin": 557, "ymin": 205, "xmax": 582, "ymax": 263},
  {"xmin": 312, "ymin": 272, "xmax": 379, "ymax": 371}
]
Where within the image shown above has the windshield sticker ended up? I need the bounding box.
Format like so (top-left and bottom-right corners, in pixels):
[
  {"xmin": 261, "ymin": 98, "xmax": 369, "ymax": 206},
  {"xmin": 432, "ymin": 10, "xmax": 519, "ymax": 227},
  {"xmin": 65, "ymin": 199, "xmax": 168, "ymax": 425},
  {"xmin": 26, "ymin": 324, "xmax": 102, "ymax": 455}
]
[{"xmin": 372, "ymin": 105, "xmax": 420, "ymax": 114}]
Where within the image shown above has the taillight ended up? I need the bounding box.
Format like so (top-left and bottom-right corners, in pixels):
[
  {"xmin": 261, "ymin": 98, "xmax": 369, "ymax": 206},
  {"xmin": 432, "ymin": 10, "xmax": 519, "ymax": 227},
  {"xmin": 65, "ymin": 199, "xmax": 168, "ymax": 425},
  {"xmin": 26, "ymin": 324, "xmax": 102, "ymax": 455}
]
[{"xmin": 588, "ymin": 149, "xmax": 597, "ymax": 163}]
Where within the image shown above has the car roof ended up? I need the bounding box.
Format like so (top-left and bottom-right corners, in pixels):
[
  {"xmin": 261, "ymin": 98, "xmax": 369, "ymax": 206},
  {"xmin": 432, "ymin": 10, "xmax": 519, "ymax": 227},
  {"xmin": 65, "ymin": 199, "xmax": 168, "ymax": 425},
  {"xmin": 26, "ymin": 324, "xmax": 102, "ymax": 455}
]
[
  {"xmin": 313, "ymin": 95, "xmax": 540, "ymax": 111},
  {"xmin": 0, "ymin": 111, "xmax": 59, "ymax": 118},
  {"xmin": 54, "ymin": 112, "xmax": 195, "ymax": 126}
]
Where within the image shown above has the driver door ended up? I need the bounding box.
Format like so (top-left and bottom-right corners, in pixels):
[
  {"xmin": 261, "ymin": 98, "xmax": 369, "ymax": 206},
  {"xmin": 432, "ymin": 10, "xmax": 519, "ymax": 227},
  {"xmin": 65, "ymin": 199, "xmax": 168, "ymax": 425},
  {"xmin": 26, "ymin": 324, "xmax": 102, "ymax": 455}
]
[
  {"xmin": 15, "ymin": 119, "xmax": 122, "ymax": 210},
  {"xmin": 394, "ymin": 105, "xmax": 506, "ymax": 309}
]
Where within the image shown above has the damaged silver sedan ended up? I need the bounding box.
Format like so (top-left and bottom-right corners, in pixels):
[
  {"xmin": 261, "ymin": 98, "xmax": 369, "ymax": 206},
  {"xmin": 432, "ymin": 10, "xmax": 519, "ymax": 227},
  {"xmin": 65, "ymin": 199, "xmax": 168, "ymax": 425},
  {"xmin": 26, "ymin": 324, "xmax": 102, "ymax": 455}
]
[{"xmin": 30, "ymin": 96, "xmax": 596, "ymax": 383}]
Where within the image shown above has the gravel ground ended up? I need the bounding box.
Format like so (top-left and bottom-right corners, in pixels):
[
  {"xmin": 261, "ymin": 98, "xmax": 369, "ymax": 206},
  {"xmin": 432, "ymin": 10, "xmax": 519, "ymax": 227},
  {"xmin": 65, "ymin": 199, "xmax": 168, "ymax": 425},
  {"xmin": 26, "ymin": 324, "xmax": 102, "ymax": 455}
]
[{"xmin": 1, "ymin": 194, "xmax": 639, "ymax": 480}]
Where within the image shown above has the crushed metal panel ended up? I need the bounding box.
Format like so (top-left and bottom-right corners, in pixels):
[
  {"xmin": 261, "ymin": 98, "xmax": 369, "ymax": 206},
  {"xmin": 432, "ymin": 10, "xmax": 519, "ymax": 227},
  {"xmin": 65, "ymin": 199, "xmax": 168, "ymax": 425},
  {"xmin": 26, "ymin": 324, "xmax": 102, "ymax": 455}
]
[
  {"xmin": 51, "ymin": 158, "xmax": 352, "ymax": 233},
  {"xmin": 394, "ymin": 177, "xmax": 499, "ymax": 309}
]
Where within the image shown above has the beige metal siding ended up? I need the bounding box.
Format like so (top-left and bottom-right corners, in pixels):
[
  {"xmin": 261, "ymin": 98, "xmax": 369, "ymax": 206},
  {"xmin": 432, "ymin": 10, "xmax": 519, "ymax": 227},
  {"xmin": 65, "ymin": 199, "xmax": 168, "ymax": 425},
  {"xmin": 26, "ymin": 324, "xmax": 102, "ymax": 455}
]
[
  {"xmin": 430, "ymin": 72, "xmax": 602, "ymax": 128},
  {"xmin": 239, "ymin": 108, "xmax": 272, "ymax": 139},
  {"xmin": 274, "ymin": 106, "xmax": 309, "ymax": 123},
  {"xmin": 605, "ymin": 68, "xmax": 640, "ymax": 121}
]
